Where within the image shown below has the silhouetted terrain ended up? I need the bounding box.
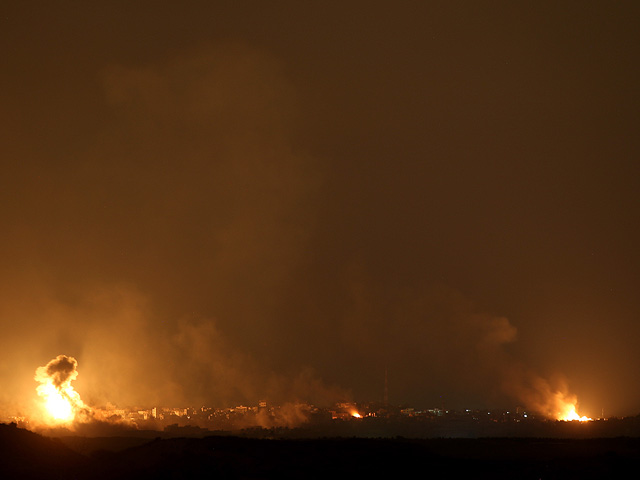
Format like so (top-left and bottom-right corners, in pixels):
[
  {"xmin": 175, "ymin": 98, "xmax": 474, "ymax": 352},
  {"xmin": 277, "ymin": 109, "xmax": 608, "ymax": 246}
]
[
  {"xmin": 2, "ymin": 422, "xmax": 639, "ymax": 479},
  {"xmin": 0, "ymin": 423, "xmax": 89, "ymax": 479}
]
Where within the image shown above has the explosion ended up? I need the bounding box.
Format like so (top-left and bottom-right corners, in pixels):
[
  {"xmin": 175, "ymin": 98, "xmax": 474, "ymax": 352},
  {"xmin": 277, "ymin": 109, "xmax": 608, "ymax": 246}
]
[
  {"xmin": 558, "ymin": 403, "xmax": 592, "ymax": 422},
  {"xmin": 34, "ymin": 355, "xmax": 91, "ymax": 425},
  {"xmin": 549, "ymin": 390, "xmax": 592, "ymax": 421}
]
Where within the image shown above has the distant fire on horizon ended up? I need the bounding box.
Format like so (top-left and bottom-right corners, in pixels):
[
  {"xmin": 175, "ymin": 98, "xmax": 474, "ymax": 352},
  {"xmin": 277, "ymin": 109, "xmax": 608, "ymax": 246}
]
[
  {"xmin": 559, "ymin": 403, "xmax": 592, "ymax": 422},
  {"xmin": 543, "ymin": 386, "xmax": 592, "ymax": 422},
  {"xmin": 27, "ymin": 354, "xmax": 592, "ymax": 428}
]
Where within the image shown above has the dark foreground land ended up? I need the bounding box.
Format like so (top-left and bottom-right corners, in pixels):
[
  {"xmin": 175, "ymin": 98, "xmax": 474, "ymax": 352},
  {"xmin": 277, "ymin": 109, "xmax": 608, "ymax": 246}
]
[{"xmin": 1, "ymin": 423, "xmax": 639, "ymax": 479}]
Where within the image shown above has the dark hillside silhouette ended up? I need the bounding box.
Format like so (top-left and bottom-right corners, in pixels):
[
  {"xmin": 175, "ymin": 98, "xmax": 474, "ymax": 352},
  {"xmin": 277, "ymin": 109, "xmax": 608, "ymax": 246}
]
[{"xmin": 2, "ymin": 423, "xmax": 640, "ymax": 479}]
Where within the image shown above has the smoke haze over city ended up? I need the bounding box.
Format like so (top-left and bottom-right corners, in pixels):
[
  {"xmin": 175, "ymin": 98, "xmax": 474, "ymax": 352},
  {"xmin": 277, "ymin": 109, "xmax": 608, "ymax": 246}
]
[{"xmin": 1, "ymin": 1, "xmax": 640, "ymax": 423}]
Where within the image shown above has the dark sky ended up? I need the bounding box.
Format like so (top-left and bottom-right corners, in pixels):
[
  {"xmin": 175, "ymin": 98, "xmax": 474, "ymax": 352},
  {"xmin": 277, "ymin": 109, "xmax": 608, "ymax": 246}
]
[{"xmin": 1, "ymin": 1, "xmax": 639, "ymax": 418}]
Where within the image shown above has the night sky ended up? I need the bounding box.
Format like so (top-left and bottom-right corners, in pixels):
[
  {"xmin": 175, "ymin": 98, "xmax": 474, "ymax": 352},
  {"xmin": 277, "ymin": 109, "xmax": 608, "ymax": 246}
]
[{"xmin": 1, "ymin": 1, "xmax": 639, "ymax": 418}]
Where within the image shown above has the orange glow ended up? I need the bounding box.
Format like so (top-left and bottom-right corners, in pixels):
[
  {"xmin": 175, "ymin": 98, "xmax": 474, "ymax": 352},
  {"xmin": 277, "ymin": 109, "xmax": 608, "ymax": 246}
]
[
  {"xmin": 38, "ymin": 382, "xmax": 74, "ymax": 422},
  {"xmin": 350, "ymin": 410, "xmax": 362, "ymax": 418},
  {"xmin": 558, "ymin": 403, "xmax": 592, "ymax": 422}
]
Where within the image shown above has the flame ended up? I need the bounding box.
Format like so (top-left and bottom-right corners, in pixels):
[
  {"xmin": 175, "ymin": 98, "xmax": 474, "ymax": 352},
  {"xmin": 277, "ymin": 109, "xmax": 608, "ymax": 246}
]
[
  {"xmin": 350, "ymin": 410, "xmax": 362, "ymax": 418},
  {"xmin": 34, "ymin": 355, "xmax": 90, "ymax": 425},
  {"xmin": 558, "ymin": 403, "xmax": 592, "ymax": 422},
  {"xmin": 38, "ymin": 382, "xmax": 75, "ymax": 422}
]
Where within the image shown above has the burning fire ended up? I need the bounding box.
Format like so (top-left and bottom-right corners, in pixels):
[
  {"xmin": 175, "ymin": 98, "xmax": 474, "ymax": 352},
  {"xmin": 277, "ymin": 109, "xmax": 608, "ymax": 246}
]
[
  {"xmin": 34, "ymin": 355, "xmax": 90, "ymax": 425},
  {"xmin": 558, "ymin": 403, "xmax": 592, "ymax": 422},
  {"xmin": 351, "ymin": 411, "xmax": 362, "ymax": 418},
  {"xmin": 38, "ymin": 382, "xmax": 74, "ymax": 421}
]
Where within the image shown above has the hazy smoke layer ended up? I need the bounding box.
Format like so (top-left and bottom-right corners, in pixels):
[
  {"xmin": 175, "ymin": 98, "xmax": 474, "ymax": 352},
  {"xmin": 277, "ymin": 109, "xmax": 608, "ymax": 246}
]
[
  {"xmin": 0, "ymin": 40, "xmax": 587, "ymax": 421},
  {"xmin": 0, "ymin": 42, "xmax": 342, "ymax": 418}
]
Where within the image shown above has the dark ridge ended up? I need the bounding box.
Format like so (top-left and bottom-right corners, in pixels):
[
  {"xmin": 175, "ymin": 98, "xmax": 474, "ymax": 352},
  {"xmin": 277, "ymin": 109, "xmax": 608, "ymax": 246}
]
[
  {"xmin": 91, "ymin": 435, "xmax": 640, "ymax": 480},
  {"xmin": 0, "ymin": 422, "xmax": 89, "ymax": 479},
  {"xmin": 2, "ymin": 423, "xmax": 640, "ymax": 479}
]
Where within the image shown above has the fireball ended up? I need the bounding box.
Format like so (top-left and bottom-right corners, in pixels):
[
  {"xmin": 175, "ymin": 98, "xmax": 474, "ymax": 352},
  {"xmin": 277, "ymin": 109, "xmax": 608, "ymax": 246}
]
[
  {"xmin": 34, "ymin": 355, "xmax": 90, "ymax": 425},
  {"xmin": 38, "ymin": 382, "xmax": 74, "ymax": 422}
]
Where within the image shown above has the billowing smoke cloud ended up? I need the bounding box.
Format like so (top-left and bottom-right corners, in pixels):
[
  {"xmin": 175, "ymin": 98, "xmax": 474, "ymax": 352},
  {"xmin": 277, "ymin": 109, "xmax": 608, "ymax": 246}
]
[
  {"xmin": 35, "ymin": 355, "xmax": 78, "ymax": 389},
  {"xmin": 0, "ymin": 279, "xmax": 347, "ymax": 425}
]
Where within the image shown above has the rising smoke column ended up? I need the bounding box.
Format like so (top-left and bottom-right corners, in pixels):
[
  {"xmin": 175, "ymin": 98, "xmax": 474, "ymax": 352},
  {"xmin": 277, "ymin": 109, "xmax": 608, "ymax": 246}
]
[
  {"xmin": 341, "ymin": 281, "xmax": 591, "ymax": 420},
  {"xmin": 34, "ymin": 355, "xmax": 91, "ymax": 424}
]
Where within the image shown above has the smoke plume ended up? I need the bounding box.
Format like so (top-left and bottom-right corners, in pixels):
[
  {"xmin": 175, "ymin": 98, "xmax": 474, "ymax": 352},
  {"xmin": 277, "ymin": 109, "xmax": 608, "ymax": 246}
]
[
  {"xmin": 34, "ymin": 355, "xmax": 78, "ymax": 389},
  {"xmin": 338, "ymin": 278, "xmax": 583, "ymax": 417}
]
